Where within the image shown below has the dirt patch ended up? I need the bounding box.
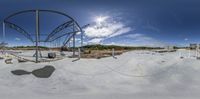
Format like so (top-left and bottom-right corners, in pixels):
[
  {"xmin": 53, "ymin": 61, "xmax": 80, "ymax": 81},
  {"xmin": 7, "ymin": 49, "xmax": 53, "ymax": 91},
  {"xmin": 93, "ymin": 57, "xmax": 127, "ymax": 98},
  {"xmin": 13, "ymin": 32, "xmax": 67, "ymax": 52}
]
[{"xmin": 81, "ymin": 50, "xmax": 125, "ymax": 59}]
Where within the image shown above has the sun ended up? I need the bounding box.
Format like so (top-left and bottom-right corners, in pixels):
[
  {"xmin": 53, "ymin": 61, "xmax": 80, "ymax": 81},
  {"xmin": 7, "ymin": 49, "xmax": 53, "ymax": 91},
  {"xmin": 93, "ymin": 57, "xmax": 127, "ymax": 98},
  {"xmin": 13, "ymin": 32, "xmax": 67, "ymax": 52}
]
[{"xmin": 95, "ymin": 16, "xmax": 109, "ymax": 24}]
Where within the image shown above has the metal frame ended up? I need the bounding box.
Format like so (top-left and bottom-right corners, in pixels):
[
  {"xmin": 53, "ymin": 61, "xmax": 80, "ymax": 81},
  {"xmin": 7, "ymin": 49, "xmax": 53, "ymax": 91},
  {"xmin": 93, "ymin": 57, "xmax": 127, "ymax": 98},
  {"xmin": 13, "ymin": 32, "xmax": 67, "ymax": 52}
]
[
  {"xmin": 3, "ymin": 9, "xmax": 83, "ymax": 63},
  {"xmin": 3, "ymin": 21, "xmax": 34, "ymax": 42},
  {"xmin": 45, "ymin": 21, "xmax": 74, "ymax": 41}
]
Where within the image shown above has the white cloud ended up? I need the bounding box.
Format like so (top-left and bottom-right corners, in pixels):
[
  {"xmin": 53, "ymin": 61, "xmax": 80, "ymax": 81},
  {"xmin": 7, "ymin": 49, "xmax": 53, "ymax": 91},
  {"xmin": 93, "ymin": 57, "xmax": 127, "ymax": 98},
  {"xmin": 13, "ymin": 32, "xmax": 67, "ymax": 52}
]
[
  {"xmin": 88, "ymin": 38, "xmax": 104, "ymax": 44},
  {"xmin": 83, "ymin": 14, "xmax": 166, "ymax": 47},
  {"xmin": 95, "ymin": 16, "xmax": 109, "ymax": 24},
  {"xmin": 123, "ymin": 33, "xmax": 167, "ymax": 47},
  {"xmin": 125, "ymin": 33, "xmax": 154, "ymax": 42},
  {"xmin": 15, "ymin": 38, "xmax": 21, "ymax": 41},
  {"xmin": 184, "ymin": 38, "xmax": 188, "ymax": 41},
  {"xmin": 109, "ymin": 27, "xmax": 132, "ymax": 38},
  {"xmin": 77, "ymin": 32, "xmax": 81, "ymax": 35},
  {"xmin": 84, "ymin": 15, "xmax": 132, "ymax": 44}
]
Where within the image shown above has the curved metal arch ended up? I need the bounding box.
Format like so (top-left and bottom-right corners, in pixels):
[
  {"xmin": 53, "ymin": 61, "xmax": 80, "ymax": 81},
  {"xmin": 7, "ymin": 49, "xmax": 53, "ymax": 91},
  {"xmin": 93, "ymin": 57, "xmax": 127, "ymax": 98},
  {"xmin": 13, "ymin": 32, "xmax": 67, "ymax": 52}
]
[
  {"xmin": 39, "ymin": 10, "xmax": 83, "ymax": 35},
  {"xmin": 4, "ymin": 10, "xmax": 74, "ymax": 21},
  {"xmin": 48, "ymin": 23, "xmax": 81, "ymax": 46},
  {"xmin": 45, "ymin": 20, "xmax": 74, "ymax": 42},
  {"xmin": 4, "ymin": 9, "xmax": 83, "ymax": 34},
  {"xmin": 49, "ymin": 31, "xmax": 80, "ymax": 42},
  {"xmin": 4, "ymin": 9, "xmax": 83, "ymax": 43},
  {"xmin": 63, "ymin": 33, "xmax": 76, "ymax": 46},
  {"xmin": 4, "ymin": 21, "xmax": 34, "ymax": 42},
  {"xmin": 39, "ymin": 10, "xmax": 74, "ymax": 21},
  {"xmin": 4, "ymin": 10, "xmax": 35, "ymax": 21},
  {"xmin": 3, "ymin": 9, "xmax": 84, "ymax": 63}
]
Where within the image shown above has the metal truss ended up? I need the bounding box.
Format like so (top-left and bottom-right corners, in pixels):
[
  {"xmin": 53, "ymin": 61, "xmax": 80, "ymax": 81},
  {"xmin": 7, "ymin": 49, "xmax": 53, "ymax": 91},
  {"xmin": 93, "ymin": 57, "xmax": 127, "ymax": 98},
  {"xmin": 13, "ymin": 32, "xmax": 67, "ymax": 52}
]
[
  {"xmin": 3, "ymin": 9, "xmax": 83, "ymax": 45},
  {"xmin": 3, "ymin": 9, "xmax": 83, "ymax": 62},
  {"xmin": 45, "ymin": 20, "xmax": 74, "ymax": 42},
  {"xmin": 4, "ymin": 21, "xmax": 34, "ymax": 42},
  {"xmin": 49, "ymin": 31, "xmax": 79, "ymax": 42}
]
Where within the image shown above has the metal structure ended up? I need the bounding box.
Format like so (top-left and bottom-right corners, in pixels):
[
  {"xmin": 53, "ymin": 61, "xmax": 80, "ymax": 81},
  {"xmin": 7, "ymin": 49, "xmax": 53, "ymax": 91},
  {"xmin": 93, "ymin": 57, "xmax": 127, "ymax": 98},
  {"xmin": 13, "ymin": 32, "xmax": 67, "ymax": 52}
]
[{"xmin": 3, "ymin": 10, "xmax": 83, "ymax": 63}]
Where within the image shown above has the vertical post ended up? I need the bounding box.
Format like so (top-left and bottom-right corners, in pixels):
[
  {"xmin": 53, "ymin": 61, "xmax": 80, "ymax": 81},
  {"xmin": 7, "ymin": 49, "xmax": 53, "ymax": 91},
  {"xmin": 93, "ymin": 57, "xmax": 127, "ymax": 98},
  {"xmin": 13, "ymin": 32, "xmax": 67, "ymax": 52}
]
[
  {"xmin": 81, "ymin": 30, "xmax": 83, "ymax": 51},
  {"xmin": 35, "ymin": 10, "xmax": 39, "ymax": 63},
  {"xmin": 179, "ymin": 51, "xmax": 182, "ymax": 58},
  {"xmin": 73, "ymin": 34, "xmax": 75, "ymax": 57},
  {"xmin": 112, "ymin": 48, "xmax": 117, "ymax": 59},
  {"xmin": 196, "ymin": 45, "xmax": 198, "ymax": 58},
  {"xmin": 2, "ymin": 21, "xmax": 5, "ymax": 54},
  {"xmin": 69, "ymin": 40, "xmax": 71, "ymax": 48},
  {"xmin": 3, "ymin": 21, "xmax": 5, "ymax": 42},
  {"xmin": 73, "ymin": 22, "xmax": 75, "ymax": 57},
  {"xmin": 78, "ymin": 48, "xmax": 81, "ymax": 59},
  {"xmin": 189, "ymin": 48, "xmax": 191, "ymax": 58},
  {"xmin": 197, "ymin": 44, "xmax": 199, "ymax": 58},
  {"xmin": 112, "ymin": 48, "xmax": 115, "ymax": 57}
]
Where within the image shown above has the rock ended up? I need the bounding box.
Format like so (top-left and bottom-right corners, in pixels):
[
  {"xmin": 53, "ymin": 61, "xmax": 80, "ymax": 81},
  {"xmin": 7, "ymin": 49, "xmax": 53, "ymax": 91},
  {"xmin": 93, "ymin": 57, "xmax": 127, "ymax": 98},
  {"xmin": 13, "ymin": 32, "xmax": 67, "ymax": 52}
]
[
  {"xmin": 18, "ymin": 59, "xmax": 28, "ymax": 63},
  {"xmin": 197, "ymin": 57, "xmax": 200, "ymax": 60},
  {"xmin": 5, "ymin": 59, "xmax": 12, "ymax": 64},
  {"xmin": 60, "ymin": 52, "xmax": 66, "ymax": 56},
  {"xmin": 0, "ymin": 57, "xmax": 4, "ymax": 60},
  {"xmin": 48, "ymin": 53, "xmax": 56, "ymax": 58}
]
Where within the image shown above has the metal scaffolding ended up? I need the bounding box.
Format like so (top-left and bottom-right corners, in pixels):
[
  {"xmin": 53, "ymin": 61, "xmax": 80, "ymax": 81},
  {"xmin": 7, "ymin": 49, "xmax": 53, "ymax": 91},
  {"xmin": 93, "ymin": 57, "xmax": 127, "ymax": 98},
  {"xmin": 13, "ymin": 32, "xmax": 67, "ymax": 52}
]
[{"xmin": 3, "ymin": 9, "xmax": 83, "ymax": 63}]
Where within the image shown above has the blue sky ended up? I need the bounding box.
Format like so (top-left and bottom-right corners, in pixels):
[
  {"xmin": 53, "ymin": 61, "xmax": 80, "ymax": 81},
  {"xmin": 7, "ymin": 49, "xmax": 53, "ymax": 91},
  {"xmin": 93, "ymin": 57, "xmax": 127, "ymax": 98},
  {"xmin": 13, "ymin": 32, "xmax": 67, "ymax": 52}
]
[{"xmin": 1, "ymin": 0, "xmax": 200, "ymax": 47}]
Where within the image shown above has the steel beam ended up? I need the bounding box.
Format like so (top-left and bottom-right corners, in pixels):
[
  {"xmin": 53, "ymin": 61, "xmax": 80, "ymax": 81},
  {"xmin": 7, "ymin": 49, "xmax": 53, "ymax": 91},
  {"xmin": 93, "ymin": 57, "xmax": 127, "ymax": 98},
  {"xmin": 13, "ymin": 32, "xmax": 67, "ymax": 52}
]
[
  {"xmin": 73, "ymin": 34, "xmax": 75, "ymax": 56},
  {"xmin": 4, "ymin": 21, "xmax": 34, "ymax": 42},
  {"xmin": 2, "ymin": 21, "xmax": 5, "ymax": 41},
  {"xmin": 4, "ymin": 9, "xmax": 84, "ymax": 62},
  {"xmin": 45, "ymin": 20, "xmax": 74, "ymax": 42},
  {"xmin": 49, "ymin": 31, "xmax": 79, "ymax": 42},
  {"xmin": 73, "ymin": 22, "xmax": 76, "ymax": 57}
]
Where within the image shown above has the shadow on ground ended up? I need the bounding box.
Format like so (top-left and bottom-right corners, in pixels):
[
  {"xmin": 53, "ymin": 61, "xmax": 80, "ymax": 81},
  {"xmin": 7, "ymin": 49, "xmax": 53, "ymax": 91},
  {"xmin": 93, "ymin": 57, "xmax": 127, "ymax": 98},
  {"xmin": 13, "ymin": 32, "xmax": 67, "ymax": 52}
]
[{"xmin": 11, "ymin": 65, "xmax": 55, "ymax": 78}]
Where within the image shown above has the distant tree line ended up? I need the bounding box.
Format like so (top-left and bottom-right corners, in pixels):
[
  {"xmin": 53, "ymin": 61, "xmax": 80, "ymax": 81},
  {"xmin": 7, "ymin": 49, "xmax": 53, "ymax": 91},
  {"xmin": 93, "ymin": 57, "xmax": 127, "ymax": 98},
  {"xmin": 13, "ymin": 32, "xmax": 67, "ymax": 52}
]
[
  {"xmin": 1, "ymin": 44, "xmax": 166, "ymax": 51},
  {"xmin": 5, "ymin": 46, "xmax": 49, "ymax": 50},
  {"xmin": 81, "ymin": 44, "xmax": 164, "ymax": 51}
]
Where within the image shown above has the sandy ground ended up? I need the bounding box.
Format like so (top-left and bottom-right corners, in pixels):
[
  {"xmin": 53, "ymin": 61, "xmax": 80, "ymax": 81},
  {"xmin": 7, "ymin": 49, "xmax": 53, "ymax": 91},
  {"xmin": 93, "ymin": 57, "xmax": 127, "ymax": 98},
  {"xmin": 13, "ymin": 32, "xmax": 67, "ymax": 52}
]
[{"xmin": 0, "ymin": 49, "xmax": 200, "ymax": 99}]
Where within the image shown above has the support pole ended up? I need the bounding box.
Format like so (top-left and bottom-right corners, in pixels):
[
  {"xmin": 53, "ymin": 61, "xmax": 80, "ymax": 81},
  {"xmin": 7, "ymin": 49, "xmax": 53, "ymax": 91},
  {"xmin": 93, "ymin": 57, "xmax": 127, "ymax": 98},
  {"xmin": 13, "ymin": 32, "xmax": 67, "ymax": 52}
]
[
  {"xmin": 81, "ymin": 30, "xmax": 83, "ymax": 52},
  {"xmin": 197, "ymin": 44, "xmax": 199, "ymax": 58},
  {"xmin": 188, "ymin": 48, "xmax": 191, "ymax": 58},
  {"xmin": 69, "ymin": 40, "xmax": 71, "ymax": 48},
  {"xmin": 3, "ymin": 21, "xmax": 5, "ymax": 42},
  {"xmin": 73, "ymin": 34, "xmax": 75, "ymax": 57},
  {"xmin": 112, "ymin": 48, "xmax": 117, "ymax": 59},
  {"xmin": 35, "ymin": 10, "xmax": 39, "ymax": 63},
  {"xmin": 2, "ymin": 21, "xmax": 5, "ymax": 55},
  {"xmin": 112, "ymin": 48, "xmax": 115, "ymax": 57},
  {"xmin": 73, "ymin": 22, "xmax": 76, "ymax": 57},
  {"xmin": 78, "ymin": 48, "xmax": 81, "ymax": 59}
]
